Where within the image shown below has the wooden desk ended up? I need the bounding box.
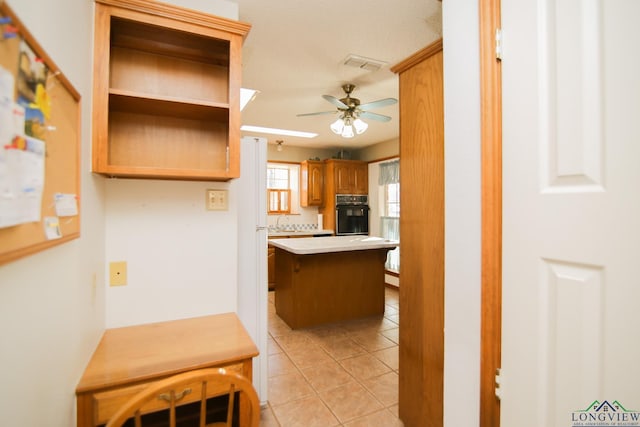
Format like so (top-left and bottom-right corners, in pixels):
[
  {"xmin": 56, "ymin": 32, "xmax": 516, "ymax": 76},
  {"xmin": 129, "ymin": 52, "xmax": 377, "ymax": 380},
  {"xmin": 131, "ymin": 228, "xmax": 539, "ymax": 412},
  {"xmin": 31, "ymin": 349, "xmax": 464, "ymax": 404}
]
[{"xmin": 76, "ymin": 313, "xmax": 258, "ymax": 426}]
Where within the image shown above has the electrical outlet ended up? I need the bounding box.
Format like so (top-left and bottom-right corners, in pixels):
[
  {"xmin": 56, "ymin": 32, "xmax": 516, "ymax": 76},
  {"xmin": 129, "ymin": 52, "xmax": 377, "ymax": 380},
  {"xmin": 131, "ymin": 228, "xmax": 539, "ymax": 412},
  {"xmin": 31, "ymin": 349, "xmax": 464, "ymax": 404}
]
[
  {"xmin": 206, "ymin": 189, "xmax": 228, "ymax": 211},
  {"xmin": 109, "ymin": 261, "xmax": 127, "ymax": 286}
]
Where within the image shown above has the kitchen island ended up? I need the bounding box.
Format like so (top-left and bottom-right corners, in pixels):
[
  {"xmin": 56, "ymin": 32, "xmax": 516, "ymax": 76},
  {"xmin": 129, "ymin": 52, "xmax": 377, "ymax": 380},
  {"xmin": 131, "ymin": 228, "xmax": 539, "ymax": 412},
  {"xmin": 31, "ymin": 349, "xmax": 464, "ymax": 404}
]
[{"xmin": 268, "ymin": 236, "xmax": 399, "ymax": 329}]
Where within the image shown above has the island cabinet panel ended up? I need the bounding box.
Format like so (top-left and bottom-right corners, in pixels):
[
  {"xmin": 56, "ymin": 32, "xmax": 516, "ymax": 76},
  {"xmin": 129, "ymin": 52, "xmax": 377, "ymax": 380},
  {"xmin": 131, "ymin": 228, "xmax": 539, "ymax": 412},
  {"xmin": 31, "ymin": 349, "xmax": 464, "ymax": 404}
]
[
  {"xmin": 300, "ymin": 160, "xmax": 324, "ymax": 206},
  {"xmin": 268, "ymin": 246, "xmax": 276, "ymax": 289},
  {"xmin": 92, "ymin": 0, "xmax": 250, "ymax": 181},
  {"xmin": 273, "ymin": 247, "xmax": 389, "ymax": 329}
]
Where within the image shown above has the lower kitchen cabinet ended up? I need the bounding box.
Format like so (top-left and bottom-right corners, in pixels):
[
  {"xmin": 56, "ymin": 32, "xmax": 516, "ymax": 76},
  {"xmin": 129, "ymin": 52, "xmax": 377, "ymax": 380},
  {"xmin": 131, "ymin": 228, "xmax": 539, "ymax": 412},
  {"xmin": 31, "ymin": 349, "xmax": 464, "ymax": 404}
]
[
  {"xmin": 268, "ymin": 234, "xmax": 316, "ymax": 290},
  {"xmin": 268, "ymin": 246, "xmax": 275, "ymax": 289}
]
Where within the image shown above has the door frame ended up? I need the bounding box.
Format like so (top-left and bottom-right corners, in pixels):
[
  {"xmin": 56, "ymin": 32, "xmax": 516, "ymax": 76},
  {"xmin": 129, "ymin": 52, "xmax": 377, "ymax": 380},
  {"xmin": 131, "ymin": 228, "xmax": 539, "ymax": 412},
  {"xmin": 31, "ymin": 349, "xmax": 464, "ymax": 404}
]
[{"xmin": 479, "ymin": 0, "xmax": 502, "ymax": 426}]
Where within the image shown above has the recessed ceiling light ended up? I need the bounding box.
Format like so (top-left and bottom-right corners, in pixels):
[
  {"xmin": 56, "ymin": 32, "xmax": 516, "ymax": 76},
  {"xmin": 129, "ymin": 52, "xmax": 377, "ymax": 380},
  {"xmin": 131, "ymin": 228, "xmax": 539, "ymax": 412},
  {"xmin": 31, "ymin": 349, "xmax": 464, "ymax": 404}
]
[{"xmin": 240, "ymin": 125, "xmax": 318, "ymax": 138}]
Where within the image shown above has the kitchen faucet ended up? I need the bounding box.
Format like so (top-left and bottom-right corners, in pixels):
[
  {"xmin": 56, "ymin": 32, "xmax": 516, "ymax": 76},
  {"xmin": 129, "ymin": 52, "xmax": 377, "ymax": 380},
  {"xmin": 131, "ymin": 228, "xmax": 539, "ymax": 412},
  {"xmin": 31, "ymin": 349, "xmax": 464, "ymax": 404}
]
[{"xmin": 276, "ymin": 215, "xmax": 282, "ymax": 230}]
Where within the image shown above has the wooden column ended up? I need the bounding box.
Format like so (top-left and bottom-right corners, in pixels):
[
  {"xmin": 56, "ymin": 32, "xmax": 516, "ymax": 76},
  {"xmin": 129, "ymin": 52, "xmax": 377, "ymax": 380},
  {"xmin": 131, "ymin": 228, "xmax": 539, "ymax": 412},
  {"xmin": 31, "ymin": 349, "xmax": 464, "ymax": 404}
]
[
  {"xmin": 479, "ymin": 0, "xmax": 502, "ymax": 425},
  {"xmin": 391, "ymin": 39, "xmax": 444, "ymax": 427}
]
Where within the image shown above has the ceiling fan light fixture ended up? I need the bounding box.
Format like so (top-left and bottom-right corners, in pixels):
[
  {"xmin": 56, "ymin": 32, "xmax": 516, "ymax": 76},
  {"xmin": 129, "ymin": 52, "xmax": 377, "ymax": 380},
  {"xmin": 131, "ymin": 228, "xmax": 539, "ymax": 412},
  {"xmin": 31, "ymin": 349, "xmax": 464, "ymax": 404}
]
[
  {"xmin": 341, "ymin": 117, "xmax": 354, "ymax": 138},
  {"xmin": 353, "ymin": 118, "xmax": 368, "ymax": 134},
  {"xmin": 330, "ymin": 117, "xmax": 344, "ymax": 135},
  {"xmin": 300, "ymin": 83, "xmax": 394, "ymax": 138}
]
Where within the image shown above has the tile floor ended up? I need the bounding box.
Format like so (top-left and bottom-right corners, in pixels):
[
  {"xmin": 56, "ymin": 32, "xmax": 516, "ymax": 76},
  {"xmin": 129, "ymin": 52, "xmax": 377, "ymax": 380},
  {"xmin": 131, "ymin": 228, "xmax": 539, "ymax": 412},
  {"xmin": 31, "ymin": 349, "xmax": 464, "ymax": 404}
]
[{"xmin": 259, "ymin": 287, "xmax": 403, "ymax": 427}]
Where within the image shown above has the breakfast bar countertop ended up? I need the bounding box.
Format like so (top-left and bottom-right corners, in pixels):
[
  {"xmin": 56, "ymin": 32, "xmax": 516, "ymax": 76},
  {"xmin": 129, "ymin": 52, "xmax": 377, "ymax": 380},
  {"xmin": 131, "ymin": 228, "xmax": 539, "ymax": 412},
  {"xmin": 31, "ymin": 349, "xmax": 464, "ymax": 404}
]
[{"xmin": 268, "ymin": 235, "xmax": 399, "ymax": 255}]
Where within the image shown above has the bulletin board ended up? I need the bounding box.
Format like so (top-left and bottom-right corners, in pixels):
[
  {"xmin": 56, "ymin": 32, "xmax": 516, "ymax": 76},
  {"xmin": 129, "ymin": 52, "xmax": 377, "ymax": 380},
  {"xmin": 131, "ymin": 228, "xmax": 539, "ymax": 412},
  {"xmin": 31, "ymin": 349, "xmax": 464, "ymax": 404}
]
[{"xmin": 0, "ymin": 1, "xmax": 81, "ymax": 266}]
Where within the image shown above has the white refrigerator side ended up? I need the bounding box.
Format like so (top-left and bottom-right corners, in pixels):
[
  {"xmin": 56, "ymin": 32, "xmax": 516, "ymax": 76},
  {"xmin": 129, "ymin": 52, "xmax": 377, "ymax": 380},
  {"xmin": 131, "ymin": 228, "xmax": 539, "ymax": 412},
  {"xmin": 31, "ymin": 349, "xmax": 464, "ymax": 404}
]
[{"xmin": 236, "ymin": 136, "xmax": 268, "ymax": 403}]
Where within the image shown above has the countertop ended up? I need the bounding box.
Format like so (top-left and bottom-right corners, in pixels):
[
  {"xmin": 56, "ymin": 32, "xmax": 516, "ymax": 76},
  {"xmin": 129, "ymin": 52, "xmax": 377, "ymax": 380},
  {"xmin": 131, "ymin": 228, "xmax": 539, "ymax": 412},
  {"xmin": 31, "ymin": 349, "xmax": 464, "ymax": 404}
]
[
  {"xmin": 268, "ymin": 235, "xmax": 399, "ymax": 255},
  {"xmin": 268, "ymin": 229, "xmax": 334, "ymax": 238}
]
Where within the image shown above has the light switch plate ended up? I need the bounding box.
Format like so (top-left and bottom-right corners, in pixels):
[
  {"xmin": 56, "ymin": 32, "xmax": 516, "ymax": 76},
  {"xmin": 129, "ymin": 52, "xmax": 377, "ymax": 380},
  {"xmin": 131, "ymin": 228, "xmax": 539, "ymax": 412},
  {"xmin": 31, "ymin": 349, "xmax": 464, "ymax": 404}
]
[
  {"xmin": 206, "ymin": 189, "xmax": 228, "ymax": 211},
  {"xmin": 109, "ymin": 261, "xmax": 127, "ymax": 286}
]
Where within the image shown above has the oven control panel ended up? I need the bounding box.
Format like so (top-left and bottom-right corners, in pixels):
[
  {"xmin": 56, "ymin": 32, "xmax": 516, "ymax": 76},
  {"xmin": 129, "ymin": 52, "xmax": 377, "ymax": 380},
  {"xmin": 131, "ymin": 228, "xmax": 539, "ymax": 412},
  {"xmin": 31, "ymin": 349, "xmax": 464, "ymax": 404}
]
[{"xmin": 336, "ymin": 194, "xmax": 368, "ymax": 205}]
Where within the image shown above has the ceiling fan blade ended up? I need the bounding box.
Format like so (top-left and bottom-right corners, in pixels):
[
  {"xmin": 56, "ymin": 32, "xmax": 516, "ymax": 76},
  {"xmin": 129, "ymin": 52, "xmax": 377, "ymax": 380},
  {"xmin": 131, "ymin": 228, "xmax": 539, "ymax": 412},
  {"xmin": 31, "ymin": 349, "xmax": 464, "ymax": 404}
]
[
  {"xmin": 296, "ymin": 111, "xmax": 337, "ymax": 117},
  {"xmin": 360, "ymin": 111, "xmax": 392, "ymax": 122},
  {"xmin": 322, "ymin": 94, "xmax": 349, "ymax": 109},
  {"xmin": 359, "ymin": 98, "xmax": 398, "ymax": 111}
]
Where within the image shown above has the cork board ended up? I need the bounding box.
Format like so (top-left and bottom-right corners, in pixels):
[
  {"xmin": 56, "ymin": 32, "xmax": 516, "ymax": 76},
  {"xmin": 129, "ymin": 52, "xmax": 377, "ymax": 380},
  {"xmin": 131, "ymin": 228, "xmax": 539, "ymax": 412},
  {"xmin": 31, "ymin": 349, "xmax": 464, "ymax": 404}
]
[{"xmin": 0, "ymin": 2, "xmax": 81, "ymax": 266}]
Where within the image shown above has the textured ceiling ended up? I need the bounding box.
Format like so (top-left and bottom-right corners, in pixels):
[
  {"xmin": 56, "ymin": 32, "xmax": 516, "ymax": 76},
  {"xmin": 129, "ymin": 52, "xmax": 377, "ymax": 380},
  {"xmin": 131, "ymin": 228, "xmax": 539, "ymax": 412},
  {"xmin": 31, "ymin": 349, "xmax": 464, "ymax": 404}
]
[{"xmin": 236, "ymin": 0, "xmax": 442, "ymax": 150}]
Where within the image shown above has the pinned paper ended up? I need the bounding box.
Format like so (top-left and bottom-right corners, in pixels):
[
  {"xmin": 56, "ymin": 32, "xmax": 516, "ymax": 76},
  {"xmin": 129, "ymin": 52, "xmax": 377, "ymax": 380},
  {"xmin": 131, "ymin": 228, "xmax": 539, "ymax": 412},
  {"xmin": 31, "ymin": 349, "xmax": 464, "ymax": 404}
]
[
  {"xmin": 54, "ymin": 193, "xmax": 78, "ymax": 217},
  {"xmin": 43, "ymin": 216, "xmax": 61, "ymax": 240},
  {"xmin": 0, "ymin": 135, "xmax": 45, "ymax": 228},
  {"xmin": 0, "ymin": 66, "xmax": 14, "ymax": 147},
  {"xmin": 2, "ymin": 24, "xmax": 18, "ymax": 39}
]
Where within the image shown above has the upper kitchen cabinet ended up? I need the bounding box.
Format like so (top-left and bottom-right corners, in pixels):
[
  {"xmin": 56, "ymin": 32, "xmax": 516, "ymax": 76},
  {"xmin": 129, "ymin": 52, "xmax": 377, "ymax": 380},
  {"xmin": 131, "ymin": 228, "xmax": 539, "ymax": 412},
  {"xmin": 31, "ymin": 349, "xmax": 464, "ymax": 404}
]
[
  {"xmin": 91, "ymin": 0, "xmax": 251, "ymax": 181},
  {"xmin": 327, "ymin": 159, "xmax": 368, "ymax": 195},
  {"xmin": 300, "ymin": 160, "xmax": 324, "ymax": 206}
]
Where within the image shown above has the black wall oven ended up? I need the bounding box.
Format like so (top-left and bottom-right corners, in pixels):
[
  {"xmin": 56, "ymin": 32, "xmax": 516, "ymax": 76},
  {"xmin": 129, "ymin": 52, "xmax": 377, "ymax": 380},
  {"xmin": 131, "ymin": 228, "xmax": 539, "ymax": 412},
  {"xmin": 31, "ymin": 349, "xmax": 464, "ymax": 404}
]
[{"xmin": 335, "ymin": 195, "xmax": 369, "ymax": 235}]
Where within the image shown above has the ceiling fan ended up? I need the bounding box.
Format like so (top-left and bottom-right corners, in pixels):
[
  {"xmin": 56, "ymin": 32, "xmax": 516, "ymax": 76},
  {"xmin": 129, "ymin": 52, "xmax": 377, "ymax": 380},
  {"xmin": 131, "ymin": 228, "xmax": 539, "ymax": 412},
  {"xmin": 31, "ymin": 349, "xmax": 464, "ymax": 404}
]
[{"xmin": 297, "ymin": 84, "xmax": 397, "ymax": 138}]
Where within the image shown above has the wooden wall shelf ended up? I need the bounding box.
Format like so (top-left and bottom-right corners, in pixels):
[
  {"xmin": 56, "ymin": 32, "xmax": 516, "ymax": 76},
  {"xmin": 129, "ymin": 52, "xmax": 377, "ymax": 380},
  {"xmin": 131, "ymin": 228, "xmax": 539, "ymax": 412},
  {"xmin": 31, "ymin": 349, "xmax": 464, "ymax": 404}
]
[{"xmin": 92, "ymin": 0, "xmax": 250, "ymax": 181}]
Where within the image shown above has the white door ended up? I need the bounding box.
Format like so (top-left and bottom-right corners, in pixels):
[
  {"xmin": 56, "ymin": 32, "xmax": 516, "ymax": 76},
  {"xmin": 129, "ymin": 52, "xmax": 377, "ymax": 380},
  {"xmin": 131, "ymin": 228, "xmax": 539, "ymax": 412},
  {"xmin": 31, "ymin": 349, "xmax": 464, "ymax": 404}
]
[
  {"xmin": 501, "ymin": 1, "xmax": 640, "ymax": 426},
  {"xmin": 236, "ymin": 136, "xmax": 268, "ymax": 403}
]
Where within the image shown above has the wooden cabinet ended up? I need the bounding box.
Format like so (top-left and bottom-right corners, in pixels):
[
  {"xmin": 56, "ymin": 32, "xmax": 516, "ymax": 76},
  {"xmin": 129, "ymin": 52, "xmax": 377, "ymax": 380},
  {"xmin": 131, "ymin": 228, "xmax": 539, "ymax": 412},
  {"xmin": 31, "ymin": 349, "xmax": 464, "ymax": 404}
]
[
  {"xmin": 274, "ymin": 247, "xmax": 390, "ymax": 329},
  {"xmin": 76, "ymin": 314, "xmax": 258, "ymax": 427},
  {"xmin": 391, "ymin": 39, "xmax": 444, "ymax": 427},
  {"xmin": 91, "ymin": 0, "xmax": 250, "ymax": 181},
  {"xmin": 331, "ymin": 159, "xmax": 368, "ymax": 195},
  {"xmin": 268, "ymin": 234, "xmax": 309, "ymax": 290},
  {"xmin": 334, "ymin": 162, "xmax": 353, "ymax": 193},
  {"xmin": 353, "ymin": 162, "xmax": 368, "ymax": 194},
  {"xmin": 320, "ymin": 159, "xmax": 368, "ymax": 232},
  {"xmin": 300, "ymin": 160, "xmax": 324, "ymax": 206}
]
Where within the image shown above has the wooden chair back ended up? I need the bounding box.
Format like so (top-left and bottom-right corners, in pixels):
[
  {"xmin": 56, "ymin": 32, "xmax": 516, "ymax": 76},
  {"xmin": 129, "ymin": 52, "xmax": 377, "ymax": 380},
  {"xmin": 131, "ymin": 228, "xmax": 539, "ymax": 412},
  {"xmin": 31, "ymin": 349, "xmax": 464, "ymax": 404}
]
[{"xmin": 105, "ymin": 368, "xmax": 260, "ymax": 427}]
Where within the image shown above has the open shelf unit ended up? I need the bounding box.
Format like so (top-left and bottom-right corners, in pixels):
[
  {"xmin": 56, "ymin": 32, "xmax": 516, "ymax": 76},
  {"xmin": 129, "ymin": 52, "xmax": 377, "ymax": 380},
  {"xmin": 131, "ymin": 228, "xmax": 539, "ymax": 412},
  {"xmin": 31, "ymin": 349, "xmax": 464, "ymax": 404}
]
[{"xmin": 92, "ymin": 0, "xmax": 250, "ymax": 180}]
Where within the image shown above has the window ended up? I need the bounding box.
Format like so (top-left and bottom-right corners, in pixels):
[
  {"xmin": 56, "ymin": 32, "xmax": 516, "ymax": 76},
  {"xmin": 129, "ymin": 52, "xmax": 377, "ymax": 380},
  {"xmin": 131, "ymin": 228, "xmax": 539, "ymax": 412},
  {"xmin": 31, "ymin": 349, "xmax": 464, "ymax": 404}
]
[
  {"xmin": 268, "ymin": 189, "xmax": 290, "ymax": 213},
  {"xmin": 384, "ymin": 182, "xmax": 400, "ymax": 217},
  {"xmin": 379, "ymin": 160, "xmax": 400, "ymax": 272},
  {"xmin": 267, "ymin": 164, "xmax": 292, "ymax": 214}
]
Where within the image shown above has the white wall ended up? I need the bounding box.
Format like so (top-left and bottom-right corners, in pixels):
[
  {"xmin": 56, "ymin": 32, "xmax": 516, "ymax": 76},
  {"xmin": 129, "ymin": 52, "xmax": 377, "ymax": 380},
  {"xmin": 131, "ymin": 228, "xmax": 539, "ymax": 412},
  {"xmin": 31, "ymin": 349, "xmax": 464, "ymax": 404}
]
[
  {"xmin": 170, "ymin": 0, "xmax": 237, "ymax": 17},
  {"xmin": 0, "ymin": 0, "xmax": 104, "ymax": 425},
  {"xmin": 104, "ymin": 179, "xmax": 239, "ymax": 327},
  {"xmin": 358, "ymin": 138, "xmax": 399, "ymax": 162},
  {"xmin": 266, "ymin": 143, "xmax": 336, "ymax": 162},
  {"xmin": 103, "ymin": 0, "xmax": 240, "ymax": 328},
  {"xmin": 442, "ymin": 2, "xmax": 482, "ymax": 427}
]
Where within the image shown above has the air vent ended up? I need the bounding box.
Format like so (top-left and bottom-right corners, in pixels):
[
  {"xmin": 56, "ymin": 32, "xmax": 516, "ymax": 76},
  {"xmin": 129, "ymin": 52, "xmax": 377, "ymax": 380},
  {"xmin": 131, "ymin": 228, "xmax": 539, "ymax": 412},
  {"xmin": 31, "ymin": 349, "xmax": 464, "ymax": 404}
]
[{"xmin": 343, "ymin": 54, "xmax": 388, "ymax": 72}]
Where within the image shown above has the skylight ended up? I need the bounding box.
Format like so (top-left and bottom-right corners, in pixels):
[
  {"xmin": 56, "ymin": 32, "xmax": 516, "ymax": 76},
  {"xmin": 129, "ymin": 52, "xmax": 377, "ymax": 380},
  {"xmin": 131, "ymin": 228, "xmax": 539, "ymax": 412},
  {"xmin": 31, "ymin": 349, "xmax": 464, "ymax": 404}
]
[{"xmin": 240, "ymin": 125, "xmax": 318, "ymax": 139}]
